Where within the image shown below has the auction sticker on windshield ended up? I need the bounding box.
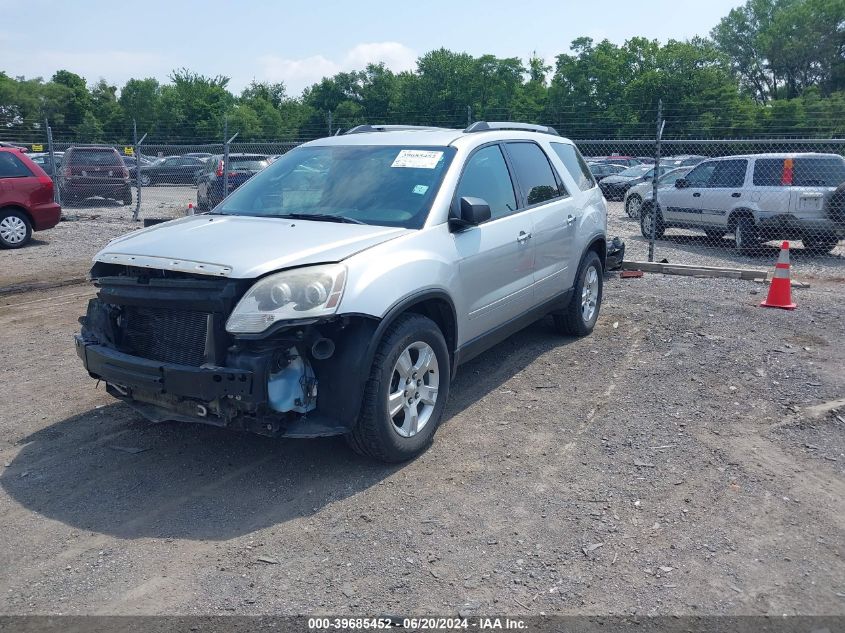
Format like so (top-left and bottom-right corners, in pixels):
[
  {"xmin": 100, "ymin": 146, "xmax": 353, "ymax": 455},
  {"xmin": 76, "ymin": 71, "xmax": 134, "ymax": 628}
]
[{"xmin": 391, "ymin": 150, "xmax": 443, "ymax": 169}]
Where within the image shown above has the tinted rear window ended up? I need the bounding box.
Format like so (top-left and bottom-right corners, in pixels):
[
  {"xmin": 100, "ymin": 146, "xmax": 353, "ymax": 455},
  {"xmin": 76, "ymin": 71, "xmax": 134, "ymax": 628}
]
[
  {"xmin": 0, "ymin": 152, "xmax": 33, "ymax": 178},
  {"xmin": 68, "ymin": 149, "xmax": 123, "ymax": 166},
  {"xmin": 228, "ymin": 158, "xmax": 268, "ymax": 171},
  {"xmin": 754, "ymin": 157, "xmax": 845, "ymax": 187},
  {"xmin": 551, "ymin": 143, "xmax": 595, "ymax": 191}
]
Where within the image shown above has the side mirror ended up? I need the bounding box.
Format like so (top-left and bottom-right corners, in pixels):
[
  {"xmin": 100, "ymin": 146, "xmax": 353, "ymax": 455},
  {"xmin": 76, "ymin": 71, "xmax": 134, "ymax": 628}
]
[
  {"xmin": 675, "ymin": 178, "xmax": 689, "ymax": 189},
  {"xmin": 450, "ymin": 196, "xmax": 491, "ymax": 229}
]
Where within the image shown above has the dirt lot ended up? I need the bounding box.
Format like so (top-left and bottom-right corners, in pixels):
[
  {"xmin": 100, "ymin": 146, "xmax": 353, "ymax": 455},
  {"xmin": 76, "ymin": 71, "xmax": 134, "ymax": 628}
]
[
  {"xmin": 0, "ymin": 186, "xmax": 192, "ymax": 289},
  {"xmin": 1, "ymin": 267, "xmax": 843, "ymax": 615}
]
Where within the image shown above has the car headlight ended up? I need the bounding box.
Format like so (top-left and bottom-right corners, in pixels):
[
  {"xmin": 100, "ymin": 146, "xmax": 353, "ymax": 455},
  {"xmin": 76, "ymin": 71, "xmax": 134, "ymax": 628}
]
[{"xmin": 226, "ymin": 264, "xmax": 347, "ymax": 334}]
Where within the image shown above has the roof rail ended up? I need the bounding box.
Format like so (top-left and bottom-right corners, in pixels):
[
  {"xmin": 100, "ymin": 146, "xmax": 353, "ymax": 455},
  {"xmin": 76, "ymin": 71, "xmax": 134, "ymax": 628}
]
[
  {"xmin": 463, "ymin": 121, "xmax": 560, "ymax": 136},
  {"xmin": 344, "ymin": 124, "xmax": 450, "ymax": 135}
]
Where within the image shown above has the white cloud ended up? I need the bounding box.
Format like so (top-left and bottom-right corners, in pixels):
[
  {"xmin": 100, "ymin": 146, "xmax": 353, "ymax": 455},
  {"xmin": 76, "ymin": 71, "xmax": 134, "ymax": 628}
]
[{"xmin": 257, "ymin": 42, "xmax": 417, "ymax": 95}]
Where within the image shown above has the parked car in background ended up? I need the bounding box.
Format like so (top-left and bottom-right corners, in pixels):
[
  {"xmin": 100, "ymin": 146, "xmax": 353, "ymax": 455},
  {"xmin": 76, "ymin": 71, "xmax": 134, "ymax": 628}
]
[
  {"xmin": 75, "ymin": 122, "xmax": 607, "ymax": 462},
  {"xmin": 664, "ymin": 155, "xmax": 707, "ymax": 167},
  {"xmin": 60, "ymin": 146, "xmax": 132, "ymax": 206},
  {"xmin": 123, "ymin": 154, "xmax": 156, "ymax": 180},
  {"xmin": 138, "ymin": 155, "xmax": 207, "ymax": 186},
  {"xmin": 0, "ymin": 142, "xmax": 28, "ymax": 151},
  {"xmin": 196, "ymin": 153, "xmax": 269, "ymax": 209},
  {"xmin": 588, "ymin": 162, "xmax": 626, "ymax": 182},
  {"xmin": 588, "ymin": 155, "xmax": 641, "ymax": 167},
  {"xmin": 640, "ymin": 153, "xmax": 845, "ymax": 254},
  {"xmin": 0, "ymin": 147, "xmax": 61, "ymax": 248},
  {"xmin": 623, "ymin": 166, "xmax": 692, "ymax": 218},
  {"xmin": 183, "ymin": 152, "xmax": 213, "ymax": 159},
  {"xmin": 599, "ymin": 164, "xmax": 674, "ymax": 201},
  {"xmin": 28, "ymin": 151, "xmax": 64, "ymax": 176}
]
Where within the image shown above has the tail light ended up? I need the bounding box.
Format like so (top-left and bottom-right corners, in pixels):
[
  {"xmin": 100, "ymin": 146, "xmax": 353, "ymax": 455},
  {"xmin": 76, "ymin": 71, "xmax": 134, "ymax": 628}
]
[
  {"xmin": 216, "ymin": 160, "xmax": 224, "ymax": 177},
  {"xmin": 120, "ymin": 165, "xmax": 130, "ymax": 179},
  {"xmin": 782, "ymin": 158, "xmax": 794, "ymax": 186},
  {"xmin": 36, "ymin": 174, "xmax": 53, "ymax": 187}
]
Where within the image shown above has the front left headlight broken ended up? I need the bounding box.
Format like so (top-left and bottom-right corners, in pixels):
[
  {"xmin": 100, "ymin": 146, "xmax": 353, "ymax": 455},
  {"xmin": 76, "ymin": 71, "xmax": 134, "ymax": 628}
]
[{"xmin": 226, "ymin": 264, "xmax": 347, "ymax": 334}]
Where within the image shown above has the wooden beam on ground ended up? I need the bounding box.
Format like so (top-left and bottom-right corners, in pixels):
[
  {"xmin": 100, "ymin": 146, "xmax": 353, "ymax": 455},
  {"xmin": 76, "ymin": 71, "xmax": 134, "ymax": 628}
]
[{"xmin": 621, "ymin": 261, "xmax": 769, "ymax": 281}]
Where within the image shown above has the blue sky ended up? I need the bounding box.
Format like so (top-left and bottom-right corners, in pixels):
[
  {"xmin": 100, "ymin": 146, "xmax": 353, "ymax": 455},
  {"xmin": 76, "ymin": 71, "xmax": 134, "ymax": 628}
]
[{"xmin": 1, "ymin": 0, "xmax": 744, "ymax": 95}]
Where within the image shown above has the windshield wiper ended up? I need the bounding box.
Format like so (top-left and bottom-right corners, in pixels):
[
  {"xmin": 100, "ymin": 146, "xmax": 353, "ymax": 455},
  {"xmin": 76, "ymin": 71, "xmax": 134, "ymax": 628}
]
[{"xmin": 274, "ymin": 213, "xmax": 366, "ymax": 225}]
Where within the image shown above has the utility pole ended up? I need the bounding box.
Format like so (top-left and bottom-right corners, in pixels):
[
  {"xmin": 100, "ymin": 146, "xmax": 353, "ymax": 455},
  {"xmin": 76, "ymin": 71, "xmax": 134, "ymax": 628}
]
[
  {"xmin": 467, "ymin": 105, "xmax": 472, "ymax": 128},
  {"xmin": 327, "ymin": 111, "xmax": 333, "ymax": 136},
  {"xmin": 132, "ymin": 119, "xmax": 147, "ymax": 221}
]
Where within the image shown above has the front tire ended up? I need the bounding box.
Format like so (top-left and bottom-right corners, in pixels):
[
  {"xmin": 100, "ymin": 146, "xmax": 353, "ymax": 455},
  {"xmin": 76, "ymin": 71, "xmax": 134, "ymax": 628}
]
[
  {"xmin": 0, "ymin": 209, "xmax": 32, "ymax": 248},
  {"xmin": 625, "ymin": 194, "xmax": 642, "ymax": 218},
  {"xmin": 640, "ymin": 205, "xmax": 665, "ymax": 239},
  {"xmin": 347, "ymin": 314, "xmax": 450, "ymax": 463},
  {"xmin": 553, "ymin": 250, "xmax": 603, "ymax": 337}
]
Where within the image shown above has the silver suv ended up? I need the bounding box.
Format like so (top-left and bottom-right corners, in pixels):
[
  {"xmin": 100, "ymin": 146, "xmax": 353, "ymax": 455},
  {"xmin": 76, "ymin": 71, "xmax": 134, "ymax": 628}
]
[
  {"xmin": 75, "ymin": 122, "xmax": 607, "ymax": 462},
  {"xmin": 640, "ymin": 153, "xmax": 845, "ymax": 254}
]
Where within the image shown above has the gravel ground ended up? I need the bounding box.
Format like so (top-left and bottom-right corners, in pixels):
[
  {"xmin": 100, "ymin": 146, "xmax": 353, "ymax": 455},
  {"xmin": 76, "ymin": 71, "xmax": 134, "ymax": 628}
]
[
  {"xmin": 0, "ymin": 273, "xmax": 843, "ymax": 616},
  {"xmin": 0, "ymin": 186, "xmax": 192, "ymax": 289}
]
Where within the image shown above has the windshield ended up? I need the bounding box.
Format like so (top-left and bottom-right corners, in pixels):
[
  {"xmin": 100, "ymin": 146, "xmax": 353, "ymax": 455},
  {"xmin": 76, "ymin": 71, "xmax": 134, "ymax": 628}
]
[
  {"xmin": 216, "ymin": 145, "xmax": 455, "ymax": 229},
  {"xmin": 619, "ymin": 165, "xmax": 652, "ymax": 177},
  {"xmin": 658, "ymin": 168, "xmax": 690, "ymax": 186}
]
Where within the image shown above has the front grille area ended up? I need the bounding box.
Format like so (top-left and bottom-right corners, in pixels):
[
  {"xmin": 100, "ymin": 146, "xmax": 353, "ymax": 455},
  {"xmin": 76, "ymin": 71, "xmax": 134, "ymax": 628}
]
[{"xmin": 122, "ymin": 306, "xmax": 209, "ymax": 367}]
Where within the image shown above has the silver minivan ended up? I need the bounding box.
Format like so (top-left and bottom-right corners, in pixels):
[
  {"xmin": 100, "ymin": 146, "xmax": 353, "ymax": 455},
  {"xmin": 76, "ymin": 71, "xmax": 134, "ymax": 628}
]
[{"xmin": 75, "ymin": 123, "xmax": 608, "ymax": 462}]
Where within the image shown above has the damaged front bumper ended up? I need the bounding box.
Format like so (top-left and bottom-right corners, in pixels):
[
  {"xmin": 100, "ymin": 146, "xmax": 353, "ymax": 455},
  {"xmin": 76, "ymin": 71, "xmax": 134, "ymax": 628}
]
[
  {"xmin": 75, "ymin": 335, "xmax": 346, "ymax": 437},
  {"xmin": 76, "ymin": 270, "xmax": 378, "ymax": 438}
]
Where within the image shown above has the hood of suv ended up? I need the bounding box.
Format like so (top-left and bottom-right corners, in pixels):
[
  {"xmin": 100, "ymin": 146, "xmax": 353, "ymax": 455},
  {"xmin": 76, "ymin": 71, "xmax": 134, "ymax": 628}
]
[{"xmin": 95, "ymin": 214, "xmax": 411, "ymax": 278}]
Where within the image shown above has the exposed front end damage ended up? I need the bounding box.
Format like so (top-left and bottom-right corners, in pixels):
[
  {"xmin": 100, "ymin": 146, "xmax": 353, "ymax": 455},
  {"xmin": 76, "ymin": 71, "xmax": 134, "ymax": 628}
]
[{"xmin": 75, "ymin": 263, "xmax": 376, "ymax": 438}]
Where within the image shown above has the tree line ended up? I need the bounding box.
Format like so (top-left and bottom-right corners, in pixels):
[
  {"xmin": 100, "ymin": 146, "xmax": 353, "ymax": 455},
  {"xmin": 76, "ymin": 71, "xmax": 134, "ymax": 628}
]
[{"xmin": 1, "ymin": 0, "xmax": 843, "ymax": 144}]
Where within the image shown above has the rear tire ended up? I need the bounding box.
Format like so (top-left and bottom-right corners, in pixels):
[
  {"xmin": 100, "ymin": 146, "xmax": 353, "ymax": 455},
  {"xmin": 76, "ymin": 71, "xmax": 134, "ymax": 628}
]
[
  {"xmin": 803, "ymin": 233, "xmax": 839, "ymax": 255},
  {"xmin": 0, "ymin": 209, "xmax": 33, "ymax": 249},
  {"xmin": 625, "ymin": 194, "xmax": 642, "ymax": 218},
  {"xmin": 347, "ymin": 314, "xmax": 450, "ymax": 463},
  {"xmin": 553, "ymin": 250, "xmax": 603, "ymax": 337},
  {"xmin": 640, "ymin": 205, "xmax": 665, "ymax": 239},
  {"xmin": 734, "ymin": 216, "xmax": 760, "ymax": 254}
]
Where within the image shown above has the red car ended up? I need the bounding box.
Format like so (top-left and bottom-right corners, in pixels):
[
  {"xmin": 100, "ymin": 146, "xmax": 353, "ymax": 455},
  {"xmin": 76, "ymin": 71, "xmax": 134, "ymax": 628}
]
[{"xmin": 0, "ymin": 148, "xmax": 62, "ymax": 248}]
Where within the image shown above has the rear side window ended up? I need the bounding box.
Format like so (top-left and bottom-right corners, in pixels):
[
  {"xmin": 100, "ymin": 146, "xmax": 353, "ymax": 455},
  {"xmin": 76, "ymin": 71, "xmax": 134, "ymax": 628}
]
[
  {"xmin": 551, "ymin": 143, "xmax": 595, "ymax": 191},
  {"xmin": 709, "ymin": 160, "xmax": 747, "ymax": 188},
  {"xmin": 754, "ymin": 157, "xmax": 845, "ymax": 187},
  {"xmin": 0, "ymin": 152, "xmax": 33, "ymax": 178},
  {"xmin": 68, "ymin": 149, "xmax": 122, "ymax": 166},
  {"xmin": 505, "ymin": 142, "xmax": 565, "ymax": 205},
  {"xmin": 455, "ymin": 145, "xmax": 517, "ymax": 220}
]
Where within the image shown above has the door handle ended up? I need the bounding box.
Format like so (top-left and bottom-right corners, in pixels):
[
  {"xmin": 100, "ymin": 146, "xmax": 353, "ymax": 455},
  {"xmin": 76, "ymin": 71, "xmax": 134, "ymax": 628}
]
[
  {"xmin": 692, "ymin": 192, "xmax": 701, "ymax": 197},
  {"xmin": 517, "ymin": 231, "xmax": 532, "ymax": 243},
  {"xmin": 732, "ymin": 192, "xmax": 741, "ymax": 198},
  {"xmin": 566, "ymin": 214, "xmax": 577, "ymax": 225}
]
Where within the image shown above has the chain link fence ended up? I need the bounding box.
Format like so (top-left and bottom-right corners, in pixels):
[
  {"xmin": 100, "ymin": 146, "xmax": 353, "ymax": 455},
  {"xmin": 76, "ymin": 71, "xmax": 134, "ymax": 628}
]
[{"xmin": 10, "ymin": 120, "xmax": 845, "ymax": 279}]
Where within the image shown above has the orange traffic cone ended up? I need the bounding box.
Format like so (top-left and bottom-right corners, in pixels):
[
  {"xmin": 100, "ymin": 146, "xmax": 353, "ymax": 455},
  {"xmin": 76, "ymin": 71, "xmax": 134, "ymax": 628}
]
[{"xmin": 760, "ymin": 241, "xmax": 796, "ymax": 310}]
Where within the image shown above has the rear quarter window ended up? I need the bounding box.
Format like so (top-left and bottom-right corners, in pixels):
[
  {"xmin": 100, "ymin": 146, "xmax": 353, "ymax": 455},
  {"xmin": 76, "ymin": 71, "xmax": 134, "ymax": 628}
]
[
  {"xmin": 551, "ymin": 143, "xmax": 595, "ymax": 191},
  {"xmin": 0, "ymin": 152, "xmax": 33, "ymax": 178}
]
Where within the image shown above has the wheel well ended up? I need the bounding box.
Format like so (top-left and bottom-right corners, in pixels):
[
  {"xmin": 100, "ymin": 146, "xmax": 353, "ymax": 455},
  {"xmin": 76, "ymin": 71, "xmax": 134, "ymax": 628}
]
[
  {"xmin": 728, "ymin": 209, "xmax": 754, "ymax": 232},
  {"xmin": 587, "ymin": 236, "xmax": 607, "ymax": 270},
  {"xmin": 0, "ymin": 205, "xmax": 33, "ymax": 227},
  {"xmin": 404, "ymin": 298, "xmax": 457, "ymax": 357}
]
